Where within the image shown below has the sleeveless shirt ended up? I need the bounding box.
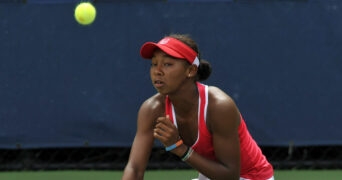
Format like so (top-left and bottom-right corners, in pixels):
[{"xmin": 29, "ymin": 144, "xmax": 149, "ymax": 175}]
[{"xmin": 165, "ymin": 82, "xmax": 273, "ymax": 179}]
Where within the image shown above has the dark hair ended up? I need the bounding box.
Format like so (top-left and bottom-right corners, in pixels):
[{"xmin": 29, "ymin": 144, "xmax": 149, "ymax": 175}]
[{"xmin": 167, "ymin": 34, "xmax": 212, "ymax": 81}]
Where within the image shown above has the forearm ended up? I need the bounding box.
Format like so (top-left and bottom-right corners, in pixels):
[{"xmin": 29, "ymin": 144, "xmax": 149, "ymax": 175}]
[
  {"xmin": 122, "ymin": 165, "xmax": 144, "ymax": 180},
  {"xmin": 171, "ymin": 145, "xmax": 239, "ymax": 180},
  {"xmin": 122, "ymin": 134, "xmax": 153, "ymax": 180},
  {"xmin": 186, "ymin": 150, "xmax": 239, "ymax": 180}
]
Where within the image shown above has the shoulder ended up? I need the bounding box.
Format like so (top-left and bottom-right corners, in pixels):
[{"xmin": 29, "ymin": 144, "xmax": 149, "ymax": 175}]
[
  {"xmin": 206, "ymin": 86, "xmax": 240, "ymax": 131},
  {"xmin": 207, "ymin": 86, "xmax": 238, "ymax": 110},
  {"xmin": 138, "ymin": 93, "xmax": 165, "ymax": 119}
]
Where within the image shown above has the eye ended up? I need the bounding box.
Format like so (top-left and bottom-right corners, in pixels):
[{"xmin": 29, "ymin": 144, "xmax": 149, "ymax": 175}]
[
  {"xmin": 163, "ymin": 63, "xmax": 172, "ymax": 67},
  {"xmin": 151, "ymin": 62, "xmax": 157, "ymax": 67}
]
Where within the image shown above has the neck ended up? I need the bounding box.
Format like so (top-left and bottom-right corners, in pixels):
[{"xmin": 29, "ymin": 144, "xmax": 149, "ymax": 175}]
[{"xmin": 168, "ymin": 82, "xmax": 199, "ymax": 116}]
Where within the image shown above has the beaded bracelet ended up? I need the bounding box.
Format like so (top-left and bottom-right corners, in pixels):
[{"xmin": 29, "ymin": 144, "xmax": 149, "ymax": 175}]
[
  {"xmin": 165, "ymin": 139, "xmax": 183, "ymax": 151},
  {"xmin": 180, "ymin": 146, "xmax": 190, "ymax": 159},
  {"xmin": 181, "ymin": 147, "xmax": 193, "ymax": 161}
]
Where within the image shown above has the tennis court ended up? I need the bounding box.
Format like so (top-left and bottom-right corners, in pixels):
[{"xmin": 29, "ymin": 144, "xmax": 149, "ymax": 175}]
[{"xmin": 0, "ymin": 170, "xmax": 341, "ymax": 180}]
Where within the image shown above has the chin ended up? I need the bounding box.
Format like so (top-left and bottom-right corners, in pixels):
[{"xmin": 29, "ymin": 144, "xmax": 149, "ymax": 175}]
[{"xmin": 155, "ymin": 88, "xmax": 168, "ymax": 95}]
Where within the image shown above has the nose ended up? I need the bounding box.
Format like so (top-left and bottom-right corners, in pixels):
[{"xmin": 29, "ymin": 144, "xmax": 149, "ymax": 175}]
[{"xmin": 153, "ymin": 63, "xmax": 163, "ymax": 76}]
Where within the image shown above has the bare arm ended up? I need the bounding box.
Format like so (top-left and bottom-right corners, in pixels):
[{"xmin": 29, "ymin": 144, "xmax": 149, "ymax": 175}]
[
  {"xmin": 185, "ymin": 87, "xmax": 241, "ymax": 179},
  {"xmin": 122, "ymin": 96, "xmax": 163, "ymax": 180}
]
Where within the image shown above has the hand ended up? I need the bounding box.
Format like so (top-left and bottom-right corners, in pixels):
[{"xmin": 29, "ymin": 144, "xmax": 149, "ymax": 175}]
[{"xmin": 153, "ymin": 115, "xmax": 180, "ymax": 147}]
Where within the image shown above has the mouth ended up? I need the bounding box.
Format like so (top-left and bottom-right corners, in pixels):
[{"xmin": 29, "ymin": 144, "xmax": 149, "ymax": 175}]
[{"xmin": 153, "ymin": 80, "xmax": 164, "ymax": 88}]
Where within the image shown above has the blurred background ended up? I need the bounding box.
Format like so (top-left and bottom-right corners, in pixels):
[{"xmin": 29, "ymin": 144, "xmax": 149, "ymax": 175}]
[{"xmin": 0, "ymin": 0, "xmax": 341, "ymax": 175}]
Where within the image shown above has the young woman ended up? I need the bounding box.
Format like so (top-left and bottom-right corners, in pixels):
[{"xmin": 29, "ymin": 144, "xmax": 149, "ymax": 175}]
[{"xmin": 122, "ymin": 34, "xmax": 274, "ymax": 180}]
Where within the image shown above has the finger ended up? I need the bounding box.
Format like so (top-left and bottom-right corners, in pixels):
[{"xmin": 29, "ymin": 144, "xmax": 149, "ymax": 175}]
[
  {"xmin": 156, "ymin": 115, "xmax": 173, "ymax": 127},
  {"xmin": 155, "ymin": 120, "xmax": 168, "ymax": 129},
  {"xmin": 154, "ymin": 123, "xmax": 171, "ymax": 137},
  {"xmin": 154, "ymin": 121, "xmax": 175, "ymax": 139},
  {"xmin": 155, "ymin": 116, "xmax": 166, "ymax": 124},
  {"xmin": 153, "ymin": 127, "xmax": 168, "ymax": 143},
  {"xmin": 155, "ymin": 118, "xmax": 172, "ymax": 131},
  {"xmin": 155, "ymin": 121, "xmax": 176, "ymax": 138}
]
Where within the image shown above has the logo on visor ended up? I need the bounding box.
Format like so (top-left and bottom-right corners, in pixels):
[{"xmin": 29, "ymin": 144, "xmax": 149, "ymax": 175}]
[{"xmin": 159, "ymin": 38, "xmax": 170, "ymax": 44}]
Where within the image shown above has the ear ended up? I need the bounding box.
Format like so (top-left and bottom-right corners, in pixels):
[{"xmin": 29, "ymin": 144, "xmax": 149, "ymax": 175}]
[{"xmin": 187, "ymin": 65, "xmax": 198, "ymax": 78}]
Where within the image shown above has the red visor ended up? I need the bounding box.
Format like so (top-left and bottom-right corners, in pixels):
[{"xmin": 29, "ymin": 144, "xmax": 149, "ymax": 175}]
[{"xmin": 140, "ymin": 37, "xmax": 199, "ymax": 66}]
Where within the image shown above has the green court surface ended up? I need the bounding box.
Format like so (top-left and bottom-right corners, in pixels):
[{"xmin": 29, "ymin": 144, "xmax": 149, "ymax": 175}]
[{"xmin": 0, "ymin": 170, "xmax": 341, "ymax": 180}]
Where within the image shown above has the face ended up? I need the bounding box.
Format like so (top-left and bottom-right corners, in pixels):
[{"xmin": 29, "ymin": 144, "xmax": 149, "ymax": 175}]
[{"xmin": 150, "ymin": 49, "xmax": 190, "ymax": 95}]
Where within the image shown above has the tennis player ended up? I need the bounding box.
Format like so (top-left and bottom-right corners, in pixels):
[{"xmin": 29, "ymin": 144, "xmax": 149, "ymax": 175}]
[{"xmin": 122, "ymin": 34, "xmax": 274, "ymax": 180}]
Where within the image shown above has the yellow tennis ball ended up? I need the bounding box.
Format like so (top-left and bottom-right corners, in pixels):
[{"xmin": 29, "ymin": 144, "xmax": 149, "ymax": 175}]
[{"xmin": 74, "ymin": 2, "xmax": 96, "ymax": 25}]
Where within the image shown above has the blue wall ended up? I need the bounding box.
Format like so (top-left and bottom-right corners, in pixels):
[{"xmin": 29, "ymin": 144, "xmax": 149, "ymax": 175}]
[{"xmin": 0, "ymin": 1, "xmax": 341, "ymax": 148}]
